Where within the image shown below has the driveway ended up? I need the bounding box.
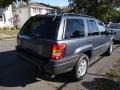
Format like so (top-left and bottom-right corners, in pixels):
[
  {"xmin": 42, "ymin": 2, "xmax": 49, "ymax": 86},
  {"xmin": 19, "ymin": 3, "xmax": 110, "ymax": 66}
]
[{"xmin": 0, "ymin": 40, "xmax": 120, "ymax": 90}]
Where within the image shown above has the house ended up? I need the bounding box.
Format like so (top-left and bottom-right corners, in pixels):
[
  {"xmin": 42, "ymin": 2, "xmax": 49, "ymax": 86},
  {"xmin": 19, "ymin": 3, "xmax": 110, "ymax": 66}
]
[
  {"xmin": 0, "ymin": 5, "xmax": 13, "ymax": 28},
  {"xmin": 13, "ymin": 2, "xmax": 59, "ymax": 28}
]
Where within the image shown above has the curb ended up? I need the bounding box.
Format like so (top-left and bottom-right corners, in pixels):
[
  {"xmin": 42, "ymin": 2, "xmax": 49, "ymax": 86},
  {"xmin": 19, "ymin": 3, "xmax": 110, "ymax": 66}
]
[{"xmin": 0, "ymin": 37, "xmax": 16, "ymax": 42}]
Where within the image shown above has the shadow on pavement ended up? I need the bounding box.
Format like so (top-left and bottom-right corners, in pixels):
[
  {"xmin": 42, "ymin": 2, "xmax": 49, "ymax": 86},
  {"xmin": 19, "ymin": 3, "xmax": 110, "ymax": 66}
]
[
  {"xmin": 0, "ymin": 50, "xmax": 40, "ymax": 87},
  {"xmin": 81, "ymin": 78, "xmax": 116, "ymax": 90},
  {"xmin": 0, "ymin": 50, "xmax": 75, "ymax": 87}
]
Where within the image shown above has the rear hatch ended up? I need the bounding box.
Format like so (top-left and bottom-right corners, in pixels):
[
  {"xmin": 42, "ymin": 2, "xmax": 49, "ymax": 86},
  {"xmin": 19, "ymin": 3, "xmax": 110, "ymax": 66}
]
[{"xmin": 17, "ymin": 15, "xmax": 61, "ymax": 58}]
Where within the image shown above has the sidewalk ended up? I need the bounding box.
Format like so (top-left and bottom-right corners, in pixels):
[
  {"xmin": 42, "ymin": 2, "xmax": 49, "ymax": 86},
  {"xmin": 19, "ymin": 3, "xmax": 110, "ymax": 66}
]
[
  {"xmin": 0, "ymin": 30, "xmax": 19, "ymax": 40},
  {"xmin": 0, "ymin": 33, "xmax": 17, "ymax": 40}
]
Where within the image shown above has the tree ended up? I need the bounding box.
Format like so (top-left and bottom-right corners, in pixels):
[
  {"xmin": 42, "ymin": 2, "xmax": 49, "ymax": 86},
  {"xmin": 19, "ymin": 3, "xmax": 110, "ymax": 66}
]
[
  {"xmin": 0, "ymin": 0, "xmax": 30, "ymax": 8},
  {"xmin": 69, "ymin": 0, "xmax": 120, "ymax": 22}
]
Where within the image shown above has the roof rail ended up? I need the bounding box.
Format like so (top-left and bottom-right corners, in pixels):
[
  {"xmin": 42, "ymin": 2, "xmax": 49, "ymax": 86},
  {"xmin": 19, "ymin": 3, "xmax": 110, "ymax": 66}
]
[
  {"xmin": 45, "ymin": 12, "xmax": 59, "ymax": 15},
  {"xmin": 59, "ymin": 13, "xmax": 95, "ymax": 18},
  {"xmin": 37, "ymin": 12, "xmax": 95, "ymax": 18}
]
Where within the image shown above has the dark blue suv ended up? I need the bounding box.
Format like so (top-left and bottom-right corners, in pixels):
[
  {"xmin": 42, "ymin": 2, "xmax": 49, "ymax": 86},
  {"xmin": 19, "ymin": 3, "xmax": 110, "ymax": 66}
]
[{"xmin": 16, "ymin": 13, "xmax": 114, "ymax": 80}]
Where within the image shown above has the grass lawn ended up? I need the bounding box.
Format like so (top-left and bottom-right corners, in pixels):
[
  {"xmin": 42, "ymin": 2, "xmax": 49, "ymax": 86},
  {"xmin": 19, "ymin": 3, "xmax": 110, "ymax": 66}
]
[{"xmin": 0, "ymin": 30, "xmax": 20, "ymax": 36}]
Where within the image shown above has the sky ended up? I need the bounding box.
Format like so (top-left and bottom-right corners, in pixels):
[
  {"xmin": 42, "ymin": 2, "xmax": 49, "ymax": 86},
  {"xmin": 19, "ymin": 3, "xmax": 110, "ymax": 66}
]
[{"xmin": 31, "ymin": 0, "xmax": 69, "ymax": 7}]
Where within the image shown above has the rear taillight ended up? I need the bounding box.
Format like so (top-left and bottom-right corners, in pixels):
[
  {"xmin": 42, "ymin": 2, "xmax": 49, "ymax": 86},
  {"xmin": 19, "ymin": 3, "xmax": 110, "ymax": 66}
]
[{"xmin": 52, "ymin": 44, "xmax": 66, "ymax": 60}]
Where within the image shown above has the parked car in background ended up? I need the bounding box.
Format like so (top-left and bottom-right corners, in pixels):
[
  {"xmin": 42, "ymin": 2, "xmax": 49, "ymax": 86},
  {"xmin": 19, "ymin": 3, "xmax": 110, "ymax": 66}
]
[
  {"xmin": 108, "ymin": 23, "xmax": 120, "ymax": 42},
  {"xmin": 16, "ymin": 13, "xmax": 114, "ymax": 81}
]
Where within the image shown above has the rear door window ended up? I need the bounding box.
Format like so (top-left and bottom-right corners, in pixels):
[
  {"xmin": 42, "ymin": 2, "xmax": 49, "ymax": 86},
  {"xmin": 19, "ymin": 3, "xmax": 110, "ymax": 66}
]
[
  {"xmin": 65, "ymin": 19, "xmax": 85, "ymax": 39},
  {"xmin": 20, "ymin": 16, "xmax": 61, "ymax": 39},
  {"xmin": 87, "ymin": 20, "xmax": 99, "ymax": 36}
]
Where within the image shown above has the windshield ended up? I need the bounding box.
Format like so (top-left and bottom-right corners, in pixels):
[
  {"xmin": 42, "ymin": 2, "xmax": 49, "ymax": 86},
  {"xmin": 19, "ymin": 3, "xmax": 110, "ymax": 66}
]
[{"xmin": 20, "ymin": 16, "xmax": 61, "ymax": 39}]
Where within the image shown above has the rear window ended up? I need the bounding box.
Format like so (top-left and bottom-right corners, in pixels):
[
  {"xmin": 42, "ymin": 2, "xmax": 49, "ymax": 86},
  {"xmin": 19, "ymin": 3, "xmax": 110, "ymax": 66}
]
[{"xmin": 20, "ymin": 16, "xmax": 61, "ymax": 39}]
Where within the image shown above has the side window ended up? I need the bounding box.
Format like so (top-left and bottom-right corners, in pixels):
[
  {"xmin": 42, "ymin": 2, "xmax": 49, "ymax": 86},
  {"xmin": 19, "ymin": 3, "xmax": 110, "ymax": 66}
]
[
  {"xmin": 89, "ymin": 20, "xmax": 99, "ymax": 35},
  {"xmin": 97, "ymin": 22, "xmax": 106, "ymax": 34},
  {"xmin": 65, "ymin": 19, "xmax": 85, "ymax": 39}
]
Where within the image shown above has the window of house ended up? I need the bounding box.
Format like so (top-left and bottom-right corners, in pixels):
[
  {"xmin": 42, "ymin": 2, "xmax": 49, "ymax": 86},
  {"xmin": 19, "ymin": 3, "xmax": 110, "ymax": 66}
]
[
  {"xmin": 33, "ymin": 8, "xmax": 42, "ymax": 13},
  {"xmin": 37, "ymin": 8, "xmax": 39, "ymax": 13},
  {"xmin": 33, "ymin": 8, "xmax": 37, "ymax": 13},
  {"xmin": 39, "ymin": 8, "xmax": 42, "ymax": 13},
  {"xmin": 47, "ymin": 9, "xmax": 50, "ymax": 13},
  {"xmin": 88, "ymin": 20, "xmax": 99, "ymax": 35},
  {"xmin": 65, "ymin": 19, "xmax": 85, "ymax": 39}
]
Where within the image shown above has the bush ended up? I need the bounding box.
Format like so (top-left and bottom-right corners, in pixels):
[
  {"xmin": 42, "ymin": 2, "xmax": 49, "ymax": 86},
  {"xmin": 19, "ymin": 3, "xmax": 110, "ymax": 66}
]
[
  {"xmin": 2, "ymin": 26, "xmax": 18, "ymax": 30},
  {"xmin": 3, "ymin": 27, "xmax": 9, "ymax": 30},
  {"xmin": 10, "ymin": 26, "xmax": 17, "ymax": 30}
]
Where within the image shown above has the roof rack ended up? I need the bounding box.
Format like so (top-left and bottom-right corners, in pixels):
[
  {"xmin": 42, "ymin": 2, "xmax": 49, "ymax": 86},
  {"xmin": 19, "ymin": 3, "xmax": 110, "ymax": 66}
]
[
  {"xmin": 59, "ymin": 13, "xmax": 95, "ymax": 18},
  {"xmin": 42, "ymin": 12, "xmax": 95, "ymax": 18}
]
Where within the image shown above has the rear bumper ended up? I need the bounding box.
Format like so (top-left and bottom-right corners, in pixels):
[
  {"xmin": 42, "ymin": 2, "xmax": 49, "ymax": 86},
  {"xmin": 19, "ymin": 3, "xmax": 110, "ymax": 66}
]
[{"xmin": 16, "ymin": 46, "xmax": 79, "ymax": 75}]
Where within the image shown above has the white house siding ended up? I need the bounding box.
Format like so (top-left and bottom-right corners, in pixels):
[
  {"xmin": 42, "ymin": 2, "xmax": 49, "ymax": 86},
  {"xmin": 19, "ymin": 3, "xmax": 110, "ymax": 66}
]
[
  {"xmin": 15, "ymin": 7, "xmax": 30, "ymax": 28},
  {"xmin": 30, "ymin": 7, "xmax": 42, "ymax": 16},
  {"xmin": 13, "ymin": 3, "xmax": 55, "ymax": 28},
  {"xmin": 0, "ymin": 5, "xmax": 13, "ymax": 28},
  {"xmin": 42, "ymin": 9, "xmax": 48, "ymax": 14},
  {"xmin": 30, "ymin": 7, "xmax": 53, "ymax": 16}
]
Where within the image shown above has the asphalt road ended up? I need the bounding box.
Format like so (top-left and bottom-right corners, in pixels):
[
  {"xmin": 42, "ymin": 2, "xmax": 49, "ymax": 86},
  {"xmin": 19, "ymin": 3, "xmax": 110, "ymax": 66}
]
[{"xmin": 0, "ymin": 40, "xmax": 120, "ymax": 90}]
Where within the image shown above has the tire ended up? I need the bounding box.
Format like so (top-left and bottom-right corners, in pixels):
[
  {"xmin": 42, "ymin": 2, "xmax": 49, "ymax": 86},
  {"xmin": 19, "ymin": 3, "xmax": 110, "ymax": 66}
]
[
  {"xmin": 105, "ymin": 41, "xmax": 113, "ymax": 56},
  {"xmin": 72, "ymin": 54, "xmax": 89, "ymax": 81}
]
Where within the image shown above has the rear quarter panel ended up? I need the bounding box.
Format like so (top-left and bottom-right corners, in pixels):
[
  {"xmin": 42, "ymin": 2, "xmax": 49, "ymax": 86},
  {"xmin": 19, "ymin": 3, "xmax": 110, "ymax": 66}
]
[
  {"xmin": 57, "ymin": 17, "xmax": 93, "ymax": 58},
  {"xmin": 57, "ymin": 37, "xmax": 93, "ymax": 58}
]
